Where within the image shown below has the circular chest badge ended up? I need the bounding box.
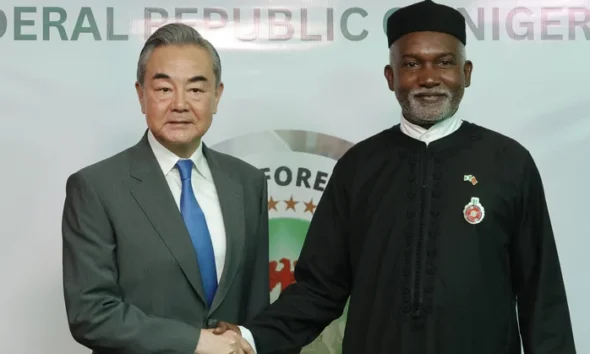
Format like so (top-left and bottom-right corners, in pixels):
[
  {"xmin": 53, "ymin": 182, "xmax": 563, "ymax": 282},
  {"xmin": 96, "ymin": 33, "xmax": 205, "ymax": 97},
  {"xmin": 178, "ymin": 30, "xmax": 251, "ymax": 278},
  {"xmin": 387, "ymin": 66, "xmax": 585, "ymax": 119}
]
[{"xmin": 463, "ymin": 197, "xmax": 485, "ymax": 224}]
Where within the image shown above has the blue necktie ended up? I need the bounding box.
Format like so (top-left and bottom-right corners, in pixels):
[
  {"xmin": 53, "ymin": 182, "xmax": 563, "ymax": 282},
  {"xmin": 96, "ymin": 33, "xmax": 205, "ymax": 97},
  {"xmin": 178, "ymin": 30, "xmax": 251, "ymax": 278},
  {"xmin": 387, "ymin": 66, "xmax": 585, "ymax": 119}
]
[{"xmin": 176, "ymin": 159, "xmax": 218, "ymax": 307}]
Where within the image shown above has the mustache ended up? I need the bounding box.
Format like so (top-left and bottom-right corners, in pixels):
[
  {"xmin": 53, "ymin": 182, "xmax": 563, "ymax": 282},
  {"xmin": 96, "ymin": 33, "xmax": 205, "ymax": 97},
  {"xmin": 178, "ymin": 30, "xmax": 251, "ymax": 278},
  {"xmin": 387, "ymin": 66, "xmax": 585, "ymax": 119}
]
[{"xmin": 410, "ymin": 89, "xmax": 450, "ymax": 97}]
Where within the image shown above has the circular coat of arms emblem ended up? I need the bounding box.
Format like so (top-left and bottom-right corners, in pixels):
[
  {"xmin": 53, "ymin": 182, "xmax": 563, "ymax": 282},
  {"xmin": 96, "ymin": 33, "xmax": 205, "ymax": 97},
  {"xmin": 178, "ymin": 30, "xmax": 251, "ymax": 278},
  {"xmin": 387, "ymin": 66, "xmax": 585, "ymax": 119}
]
[{"xmin": 211, "ymin": 129, "xmax": 354, "ymax": 353}]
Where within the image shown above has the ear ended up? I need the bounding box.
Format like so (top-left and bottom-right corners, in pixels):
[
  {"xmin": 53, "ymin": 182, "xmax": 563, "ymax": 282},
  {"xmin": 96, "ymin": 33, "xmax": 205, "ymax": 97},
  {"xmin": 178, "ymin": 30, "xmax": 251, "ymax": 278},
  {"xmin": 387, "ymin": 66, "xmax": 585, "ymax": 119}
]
[
  {"xmin": 463, "ymin": 60, "xmax": 473, "ymax": 88},
  {"xmin": 212, "ymin": 81, "xmax": 225, "ymax": 114},
  {"xmin": 135, "ymin": 81, "xmax": 146, "ymax": 114},
  {"xmin": 384, "ymin": 65, "xmax": 395, "ymax": 91}
]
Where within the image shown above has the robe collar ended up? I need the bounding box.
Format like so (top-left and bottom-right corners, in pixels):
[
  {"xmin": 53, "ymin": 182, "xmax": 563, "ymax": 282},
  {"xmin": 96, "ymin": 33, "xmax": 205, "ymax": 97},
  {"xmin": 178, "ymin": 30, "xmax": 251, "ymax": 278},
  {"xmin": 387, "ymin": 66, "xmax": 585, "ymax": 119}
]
[{"xmin": 400, "ymin": 110, "xmax": 463, "ymax": 145}]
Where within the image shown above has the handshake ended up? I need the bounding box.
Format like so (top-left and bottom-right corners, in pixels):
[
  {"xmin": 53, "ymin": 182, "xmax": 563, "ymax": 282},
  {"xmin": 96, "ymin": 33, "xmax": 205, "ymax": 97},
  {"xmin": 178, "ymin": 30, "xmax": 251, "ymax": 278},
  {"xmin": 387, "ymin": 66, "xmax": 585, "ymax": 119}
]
[{"xmin": 196, "ymin": 321, "xmax": 254, "ymax": 354}]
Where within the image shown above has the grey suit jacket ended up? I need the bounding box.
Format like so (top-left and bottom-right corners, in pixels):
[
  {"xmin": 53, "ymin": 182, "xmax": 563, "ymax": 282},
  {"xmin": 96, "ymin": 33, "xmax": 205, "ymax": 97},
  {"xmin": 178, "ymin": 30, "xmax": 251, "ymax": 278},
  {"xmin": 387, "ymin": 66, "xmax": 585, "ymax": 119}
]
[{"xmin": 61, "ymin": 132, "xmax": 270, "ymax": 354}]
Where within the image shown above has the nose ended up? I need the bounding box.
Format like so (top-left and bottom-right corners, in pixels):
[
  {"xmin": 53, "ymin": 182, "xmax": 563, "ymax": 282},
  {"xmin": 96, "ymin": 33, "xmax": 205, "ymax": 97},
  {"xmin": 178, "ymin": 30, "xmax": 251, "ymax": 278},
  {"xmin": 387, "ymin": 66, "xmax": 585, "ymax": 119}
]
[
  {"xmin": 172, "ymin": 91, "xmax": 189, "ymax": 112},
  {"xmin": 418, "ymin": 65, "xmax": 441, "ymax": 88}
]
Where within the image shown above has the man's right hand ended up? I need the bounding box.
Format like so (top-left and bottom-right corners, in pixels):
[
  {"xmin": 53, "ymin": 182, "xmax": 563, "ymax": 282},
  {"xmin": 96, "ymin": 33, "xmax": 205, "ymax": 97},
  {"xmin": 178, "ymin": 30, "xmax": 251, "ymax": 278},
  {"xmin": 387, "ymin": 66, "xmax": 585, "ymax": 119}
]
[
  {"xmin": 195, "ymin": 329, "xmax": 253, "ymax": 354},
  {"xmin": 212, "ymin": 321, "xmax": 242, "ymax": 335}
]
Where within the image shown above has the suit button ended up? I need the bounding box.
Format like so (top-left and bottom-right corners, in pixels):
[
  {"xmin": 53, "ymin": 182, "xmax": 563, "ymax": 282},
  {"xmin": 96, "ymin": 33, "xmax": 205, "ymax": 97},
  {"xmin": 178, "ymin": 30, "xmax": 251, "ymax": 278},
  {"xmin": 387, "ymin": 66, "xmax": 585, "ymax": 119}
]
[{"xmin": 206, "ymin": 318, "xmax": 218, "ymax": 328}]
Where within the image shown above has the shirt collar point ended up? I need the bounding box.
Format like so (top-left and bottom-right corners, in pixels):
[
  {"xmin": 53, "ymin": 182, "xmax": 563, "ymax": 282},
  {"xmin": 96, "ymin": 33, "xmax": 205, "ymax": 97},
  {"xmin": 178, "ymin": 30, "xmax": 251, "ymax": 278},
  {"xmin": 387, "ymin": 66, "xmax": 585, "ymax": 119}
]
[{"xmin": 147, "ymin": 130, "xmax": 208, "ymax": 178}]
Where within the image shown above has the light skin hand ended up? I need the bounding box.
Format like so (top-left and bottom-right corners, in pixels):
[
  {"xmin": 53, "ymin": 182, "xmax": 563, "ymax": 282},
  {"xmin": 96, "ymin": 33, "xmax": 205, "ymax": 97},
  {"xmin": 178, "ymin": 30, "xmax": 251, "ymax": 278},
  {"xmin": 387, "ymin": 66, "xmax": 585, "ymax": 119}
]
[
  {"xmin": 195, "ymin": 328, "xmax": 253, "ymax": 354},
  {"xmin": 212, "ymin": 321, "xmax": 242, "ymax": 335}
]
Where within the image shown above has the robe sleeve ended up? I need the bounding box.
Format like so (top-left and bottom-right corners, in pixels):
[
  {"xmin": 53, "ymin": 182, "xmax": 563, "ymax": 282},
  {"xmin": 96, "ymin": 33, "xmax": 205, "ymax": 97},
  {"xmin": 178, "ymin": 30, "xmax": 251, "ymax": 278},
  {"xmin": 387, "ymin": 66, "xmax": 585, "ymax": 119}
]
[
  {"xmin": 245, "ymin": 160, "xmax": 352, "ymax": 353},
  {"xmin": 511, "ymin": 151, "xmax": 576, "ymax": 353}
]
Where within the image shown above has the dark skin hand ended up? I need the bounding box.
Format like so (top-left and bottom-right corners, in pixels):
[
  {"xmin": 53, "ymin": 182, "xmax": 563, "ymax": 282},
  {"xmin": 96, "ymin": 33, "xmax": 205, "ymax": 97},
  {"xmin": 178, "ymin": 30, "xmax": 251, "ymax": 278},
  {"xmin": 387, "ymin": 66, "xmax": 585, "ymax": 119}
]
[{"xmin": 212, "ymin": 321, "xmax": 241, "ymax": 335}]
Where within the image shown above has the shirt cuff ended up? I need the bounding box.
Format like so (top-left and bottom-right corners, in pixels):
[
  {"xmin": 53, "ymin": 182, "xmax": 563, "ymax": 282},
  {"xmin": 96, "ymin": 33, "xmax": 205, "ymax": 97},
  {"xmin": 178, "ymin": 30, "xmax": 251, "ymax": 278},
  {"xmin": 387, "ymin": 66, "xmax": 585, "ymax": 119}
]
[{"xmin": 238, "ymin": 326, "xmax": 258, "ymax": 354}]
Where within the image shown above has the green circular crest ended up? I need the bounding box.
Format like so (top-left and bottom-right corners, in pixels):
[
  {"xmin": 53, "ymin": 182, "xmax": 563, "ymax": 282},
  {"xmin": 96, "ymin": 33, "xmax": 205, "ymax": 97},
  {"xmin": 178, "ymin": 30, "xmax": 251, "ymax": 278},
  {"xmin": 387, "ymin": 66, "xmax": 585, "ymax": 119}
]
[{"xmin": 211, "ymin": 130, "xmax": 354, "ymax": 353}]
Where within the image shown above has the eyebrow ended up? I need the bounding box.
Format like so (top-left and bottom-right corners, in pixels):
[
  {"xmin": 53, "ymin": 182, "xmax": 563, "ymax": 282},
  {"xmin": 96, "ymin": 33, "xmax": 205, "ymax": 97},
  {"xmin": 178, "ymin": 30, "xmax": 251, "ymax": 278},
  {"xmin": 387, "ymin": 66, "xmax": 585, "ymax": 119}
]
[{"xmin": 151, "ymin": 73, "xmax": 208, "ymax": 83}]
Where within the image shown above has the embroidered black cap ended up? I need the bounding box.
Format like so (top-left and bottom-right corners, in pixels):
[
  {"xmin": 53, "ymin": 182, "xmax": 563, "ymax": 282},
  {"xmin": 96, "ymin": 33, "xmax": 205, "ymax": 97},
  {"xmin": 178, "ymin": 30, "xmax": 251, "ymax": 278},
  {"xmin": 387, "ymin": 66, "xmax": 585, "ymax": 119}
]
[{"xmin": 386, "ymin": 0, "xmax": 467, "ymax": 47}]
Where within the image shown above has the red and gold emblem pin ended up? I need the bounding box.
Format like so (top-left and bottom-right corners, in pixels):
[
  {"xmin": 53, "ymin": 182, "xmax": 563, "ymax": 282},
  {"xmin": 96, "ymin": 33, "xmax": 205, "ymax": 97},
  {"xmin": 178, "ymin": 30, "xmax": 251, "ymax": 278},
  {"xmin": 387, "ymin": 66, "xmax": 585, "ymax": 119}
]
[{"xmin": 463, "ymin": 197, "xmax": 485, "ymax": 224}]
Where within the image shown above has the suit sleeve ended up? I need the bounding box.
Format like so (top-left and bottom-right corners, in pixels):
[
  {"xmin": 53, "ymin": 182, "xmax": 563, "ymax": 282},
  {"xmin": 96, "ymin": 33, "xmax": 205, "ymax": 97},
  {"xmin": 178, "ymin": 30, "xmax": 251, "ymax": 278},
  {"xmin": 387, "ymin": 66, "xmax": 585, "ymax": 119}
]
[
  {"xmin": 62, "ymin": 172, "xmax": 200, "ymax": 354},
  {"xmin": 245, "ymin": 161, "xmax": 351, "ymax": 353},
  {"xmin": 246, "ymin": 173, "xmax": 271, "ymax": 319},
  {"xmin": 511, "ymin": 152, "xmax": 576, "ymax": 353}
]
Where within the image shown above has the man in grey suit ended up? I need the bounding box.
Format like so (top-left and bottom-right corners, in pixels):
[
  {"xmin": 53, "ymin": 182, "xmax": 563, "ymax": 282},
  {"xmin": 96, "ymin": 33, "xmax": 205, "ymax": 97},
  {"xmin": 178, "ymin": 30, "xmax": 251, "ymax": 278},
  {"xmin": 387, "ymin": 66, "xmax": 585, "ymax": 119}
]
[{"xmin": 61, "ymin": 23, "xmax": 268, "ymax": 354}]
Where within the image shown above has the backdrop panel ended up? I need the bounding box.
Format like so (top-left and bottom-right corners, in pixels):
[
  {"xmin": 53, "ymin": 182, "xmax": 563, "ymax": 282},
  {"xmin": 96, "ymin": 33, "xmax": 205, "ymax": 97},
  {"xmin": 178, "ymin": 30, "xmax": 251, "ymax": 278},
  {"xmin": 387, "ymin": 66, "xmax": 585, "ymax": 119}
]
[{"xmin": 0, "ymin": 0, "xmax": 588, "ymax": 353}]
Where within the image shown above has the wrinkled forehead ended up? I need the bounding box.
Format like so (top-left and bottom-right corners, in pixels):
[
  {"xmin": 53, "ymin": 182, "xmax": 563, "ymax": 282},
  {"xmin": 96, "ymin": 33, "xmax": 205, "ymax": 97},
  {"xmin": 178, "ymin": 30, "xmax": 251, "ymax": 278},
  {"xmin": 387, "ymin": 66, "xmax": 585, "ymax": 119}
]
[
  {"xmin": 146, "ymin": 44, "xmax": 214, "ymax": 81},
  {"xmin": 391, "ymin": 31, "xmax": 463, "ymax": 58}
]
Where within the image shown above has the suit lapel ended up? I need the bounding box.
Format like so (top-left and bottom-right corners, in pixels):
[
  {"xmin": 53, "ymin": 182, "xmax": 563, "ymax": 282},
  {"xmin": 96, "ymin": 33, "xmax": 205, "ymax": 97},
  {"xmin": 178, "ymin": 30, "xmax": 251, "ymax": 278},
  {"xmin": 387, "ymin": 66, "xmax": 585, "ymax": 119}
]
[
  {"xmin": 204, "ymin": 145, "xmax": 245, "ymax": 314},
  {"xmin": 128, "ymin": 133, "xmax": 207, "ymax": 305}
]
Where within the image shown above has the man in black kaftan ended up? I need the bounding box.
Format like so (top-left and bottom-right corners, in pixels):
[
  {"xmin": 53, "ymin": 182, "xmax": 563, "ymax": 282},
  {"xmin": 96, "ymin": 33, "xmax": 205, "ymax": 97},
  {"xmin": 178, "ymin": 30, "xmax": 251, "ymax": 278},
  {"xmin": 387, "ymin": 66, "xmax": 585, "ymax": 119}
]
[{"xmin": 213, "ymin": 1, "xmax": 577, "ymax": 353}]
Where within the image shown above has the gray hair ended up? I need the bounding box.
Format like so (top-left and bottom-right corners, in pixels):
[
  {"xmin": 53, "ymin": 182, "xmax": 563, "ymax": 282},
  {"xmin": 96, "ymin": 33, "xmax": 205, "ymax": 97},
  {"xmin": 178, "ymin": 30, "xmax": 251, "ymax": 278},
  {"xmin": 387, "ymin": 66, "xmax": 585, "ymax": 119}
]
[{"xmin": 137, "ymin": 23, "xmax": 222, "ymax": 87}]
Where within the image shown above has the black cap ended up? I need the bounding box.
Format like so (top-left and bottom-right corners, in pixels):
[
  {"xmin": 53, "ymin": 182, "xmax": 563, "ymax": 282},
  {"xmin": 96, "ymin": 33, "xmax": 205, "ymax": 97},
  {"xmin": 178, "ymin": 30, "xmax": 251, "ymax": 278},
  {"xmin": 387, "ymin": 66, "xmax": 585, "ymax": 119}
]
[{"xmin": 386, "ymin": 0, "xmax": 467, "ymax": 47}]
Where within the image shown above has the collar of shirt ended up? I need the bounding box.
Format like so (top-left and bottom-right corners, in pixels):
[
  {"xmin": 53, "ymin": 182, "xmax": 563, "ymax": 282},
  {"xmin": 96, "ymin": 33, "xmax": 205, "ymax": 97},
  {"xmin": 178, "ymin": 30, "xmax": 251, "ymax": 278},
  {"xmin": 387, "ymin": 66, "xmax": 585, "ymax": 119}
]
[
  {"xmin": 147, "ymin": 130, "xmax": 211, "ymax": 180},
  {"xmin": 400, "ymin": 112, "xmax": 463, "ymax": 145}
]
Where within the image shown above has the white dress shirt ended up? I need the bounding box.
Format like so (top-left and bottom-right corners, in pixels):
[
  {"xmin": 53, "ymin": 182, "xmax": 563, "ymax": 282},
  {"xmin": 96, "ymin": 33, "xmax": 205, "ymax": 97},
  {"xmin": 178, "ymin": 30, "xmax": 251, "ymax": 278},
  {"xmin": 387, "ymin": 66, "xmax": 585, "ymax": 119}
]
[
  {"xmin": 148, "ymin": 131, "xmax": 227, "ymax": 280},
  {"xmin": 400, "ymin": 112, "xmax": 463, "ymax": 144},
  {"xmin": 147, "ymin": 131, "xmax": 256, "ymax": 352}
]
